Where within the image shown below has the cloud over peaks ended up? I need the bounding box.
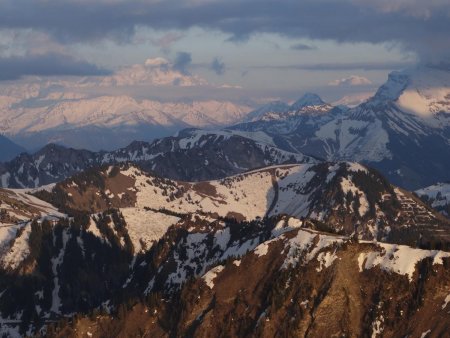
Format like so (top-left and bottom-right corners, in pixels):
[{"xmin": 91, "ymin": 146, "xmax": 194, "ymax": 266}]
[
  {"xmin": 0, "ymin": 52, "xmax": 110, "ymax": 81},
  {"xmin": 0, "ymin": 0, "xmax": 448, "ymax": 61},
  {"xmin": 328, "ymin": 75, "xmax": 372, "ymax": 86}
]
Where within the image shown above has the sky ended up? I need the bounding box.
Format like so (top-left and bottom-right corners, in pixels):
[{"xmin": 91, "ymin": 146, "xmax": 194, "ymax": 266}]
[{"xmin": 0, "ymin": 0, "xmax": 448, "ymax": 104}]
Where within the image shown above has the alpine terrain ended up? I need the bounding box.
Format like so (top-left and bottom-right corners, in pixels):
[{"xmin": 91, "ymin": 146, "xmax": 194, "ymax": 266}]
[
  {"xmin": 232, "ymin": 66, "xmax": 450, "ymax": 189},
  {"xmin": 0, "ymin": 160, "xmax": 449, "ymax": 336},
  {"xmin": 0, "ymin": 1, "xmax": 449, "ymax": 336},
  {"xmin": 0, "ymin": 58, "xmax": 251, "ymax": 151}
]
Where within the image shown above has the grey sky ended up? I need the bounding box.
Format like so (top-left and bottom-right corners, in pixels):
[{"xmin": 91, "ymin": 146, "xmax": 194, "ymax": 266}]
[{"xmin": 0, "ymin": 0, "xmax": 447, "ymax": 100}]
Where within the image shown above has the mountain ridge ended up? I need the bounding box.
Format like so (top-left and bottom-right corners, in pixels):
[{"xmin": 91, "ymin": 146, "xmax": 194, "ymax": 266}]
[
  {"xmin": 231, "ymin": 66, "xmax": 450, "ymax": 190},
  {"xmin": 0, "ymin": 129, "xmax": 315, "ymax": 188},
  {"xmin": 0, "ymin": 134, "xmax": 26, "ymax": 162}
]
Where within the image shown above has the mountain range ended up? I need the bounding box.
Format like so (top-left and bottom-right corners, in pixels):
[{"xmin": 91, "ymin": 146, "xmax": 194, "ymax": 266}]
[
  {"xmin": 0, "ymin": 58, "xmax": 251, "ymax": 151},
  {"xmin": 0, "ymin": 65, "xmax": 450, "ymax": 336},
  {"xmin": 0, "ymin": 160, "xmax": 449, "ymax": 336},
  {"xmin": 0, "ymin": 129, "xmax": 313, "ymax": 188},
  {"xmin": 231, "ymin": 66, "xmax": 450, "ymax": 189},
  {"xmin": 1, "ymin": 65, "xmax": 448, "ymax": 191}
]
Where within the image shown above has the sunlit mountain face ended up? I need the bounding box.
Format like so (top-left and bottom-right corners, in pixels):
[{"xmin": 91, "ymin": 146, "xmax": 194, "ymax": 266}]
[{"xmin": 0, "ymin": 0, "xmax": 449, "ymax": 337}]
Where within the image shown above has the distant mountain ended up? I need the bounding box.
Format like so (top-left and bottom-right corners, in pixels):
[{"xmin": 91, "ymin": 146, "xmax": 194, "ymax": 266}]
[
  {"xmin": 243, "ymin": 100, "xmax": 290, "ymax": 122},
  {"xmin": 0, "ymin": 134, "xmax": 25, "ymax": 162},
  {"xmin": 0, "ymin": 58, "xmax": 252, "ymax": 151},
  {"xmin": 290, "ymin": 92, "xmax": 325, "ymax": 110},
  {"xmin": 232, "ymin": 66, "xmax": 450, "ymax": 190},
  {"xmin": 0, "ymin": 129, "xmax": 314, "ymax": 188},
  {"xmin": 332, "ymin": 92, "xmax": 373, "ymax": 108},
  {"xmin": 243, "ymin": 93, "xmax": 332, "ymax": 123}
]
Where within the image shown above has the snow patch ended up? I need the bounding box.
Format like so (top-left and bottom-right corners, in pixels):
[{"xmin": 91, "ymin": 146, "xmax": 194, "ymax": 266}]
[
  {"xmin": 442, "ymin": 294, "xmax": 450, "ymax": 310},
  {"xmin": 202, "ymin": 265, "xmax": 224, "ymax": 289},
  {"xmin": 358, "ymin": 242, "xmax": 450, "ymax": 282}
]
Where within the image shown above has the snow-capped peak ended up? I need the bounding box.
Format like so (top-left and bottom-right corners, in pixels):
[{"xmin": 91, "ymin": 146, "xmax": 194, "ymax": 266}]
[
  {"xmin": 372, "ymin": 66, "xmax": 450, "ymax": 118},
  {"xmin": 373, "ymin": 71, "xmax": 410, "ymax": 102},
  {"xmin": 290, "ymin": 93, "xmax": 326, "ymax": 110},
  {"xmin": 243, "ymin": 100, "xmax": 290, "ymax": 122}
]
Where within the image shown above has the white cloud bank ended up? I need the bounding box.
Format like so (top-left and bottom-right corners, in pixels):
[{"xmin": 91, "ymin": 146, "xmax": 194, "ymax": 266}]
[{"xmin": 328, "ymin": 75, "xmax": 372, "ymax": 86}]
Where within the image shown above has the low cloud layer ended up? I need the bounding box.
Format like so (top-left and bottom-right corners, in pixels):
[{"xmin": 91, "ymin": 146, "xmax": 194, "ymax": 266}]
[
  {"xmin": 0, "ymin": 0, "xmax": 448, "ymax": 62},
  {"xmin": 0, "ymin": 52, "xmax": 110, "ymax": 80}
]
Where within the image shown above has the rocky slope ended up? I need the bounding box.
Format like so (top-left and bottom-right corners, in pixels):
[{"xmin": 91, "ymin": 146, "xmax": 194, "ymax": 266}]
[
  {"xmin": 0, "ymin": 129, "xmax": 313, "ymax": 188},
  {"xmin": 58, "ymin": 223, "xmax": 450, "ymax": 338},
  {"xmin": 35, "ymin": 162, "xmax": 450, "ymax": 246},
  {"xmin": 1, "ymin": 162, "xmax": 450, "ymax": 336},
  {"xmin": 232, "ymin": 66, "xmax": 450, "ymax": 190},
  {"xmin": 1, "ymin": 212, "xmax": 449, "ymax": 337}
]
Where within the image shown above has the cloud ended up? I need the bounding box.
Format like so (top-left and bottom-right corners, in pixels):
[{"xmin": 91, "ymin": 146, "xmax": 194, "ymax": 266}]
[
  {"xmin": 328, "ymin": 75, "xmax": 372, "ymax": 86},
  {"xmin": 152, "ymin": 32, "xmax": 184, "ymax": 52},
  {"xmin": 219, "ymin": 84, "xmax": 242, "ymax": 89},
  {"xmin": 0, "ymin": 0, "xmax": 448, "ymax": 62},
  {"xmin": 291, "ymin": 43, "xmax": 316, "ymax": 51},
  {"xmin": 211, "ymin": 57, "xmax": 226, "ymax": 75},
  {"xmin": 0, "ymin": 52, "xmax": 111, "ymax": 81},
  {"xmin": 173, "ymin": 51, "xmax": 192, "ymax": 75},
  {"xmin": 250, "ymin": 61, "xmax": 414, "ymax": 71},
  {"xmin": 145, "ymin": 57, "xmax": 170, "ymax": 67}
]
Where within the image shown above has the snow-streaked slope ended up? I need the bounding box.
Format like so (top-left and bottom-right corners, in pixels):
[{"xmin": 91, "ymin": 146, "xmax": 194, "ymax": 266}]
[
  {"xmin": 231, "ymin": 66, "xmax": 450, "ymax": 190},
  {"xmin": 0, "ymin": 188, "xmax": 65, "ymax": 271},
  {"xmin": 290, "ymin": 92, "xmax": 326, "ymax": 110},
  {"xmin": 358, "ymin": 241, "xmax": 450, "ymax": 282},
  {"xmin": 416, "ymin": 182, "xmax": 450, "ymax": 217},
  {"xmin": 120, "ymin": 207, "xmax": 180, "ymax": 252},
  {"xmin": 243, "ymin": 101, "xmax": 290, "ymax": 122},
  {"xmin": 243, "ymin": 93, "xmax": 333, "ymax": 124},
  {"xmin": 0, "ymin": 188, "xmax": 64, "ymax": 224},
  {"xmin": 50, "ymin": 161, "xmax": 449, "ymax": 243},
  {"xmin": 0, "ymin": 128, "xmax": 313, "ymax": 188}
]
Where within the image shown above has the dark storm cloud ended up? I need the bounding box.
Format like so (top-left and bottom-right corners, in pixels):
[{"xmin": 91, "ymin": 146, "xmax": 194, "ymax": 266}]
[
  {"xmin": 211, "ymin": 57, "xmax": 226, "ymax": 75},
  {"xmin": 173, "ymin": 51, "xmax": 192, "ymax": 75},
  {"xmin": 0, "ymin": 0, "xmax": 449, "ymax": 61},
  {"xmin": 291, "ymin": 43, "xmax": 316, "ymax": 51},
  {"xmin": 0, "ymin": 53, "xmax": 110, "ymax": 80}
]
